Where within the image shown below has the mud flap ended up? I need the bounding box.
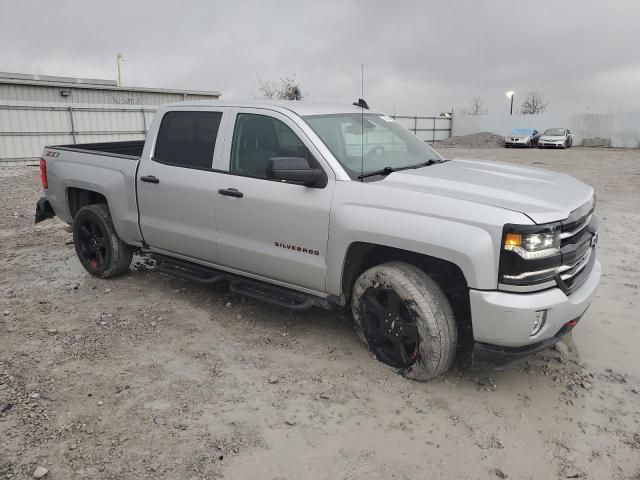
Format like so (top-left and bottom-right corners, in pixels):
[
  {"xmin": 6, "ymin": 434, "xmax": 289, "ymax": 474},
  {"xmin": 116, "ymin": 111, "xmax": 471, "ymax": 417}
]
[{"xmin": 35, "ymin": 197, "xmax": 55, "ymax": 223}]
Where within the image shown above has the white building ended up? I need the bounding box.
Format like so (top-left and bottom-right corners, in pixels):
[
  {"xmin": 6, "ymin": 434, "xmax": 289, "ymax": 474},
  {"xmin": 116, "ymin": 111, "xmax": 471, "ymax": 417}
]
[
  {"xmin": 0, "ymin": 71, "xmax": 221, "ymax": 105},
  {"xmin": 0, "ymin": 72, "xmax": 222, "ymax": 165}
]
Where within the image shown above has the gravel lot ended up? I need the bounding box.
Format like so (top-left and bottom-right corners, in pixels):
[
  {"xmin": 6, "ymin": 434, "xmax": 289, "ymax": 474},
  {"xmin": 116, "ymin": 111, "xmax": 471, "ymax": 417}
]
[{"xmin": 1, "ymin": 147, "xmax": 639, "ymax": 479}]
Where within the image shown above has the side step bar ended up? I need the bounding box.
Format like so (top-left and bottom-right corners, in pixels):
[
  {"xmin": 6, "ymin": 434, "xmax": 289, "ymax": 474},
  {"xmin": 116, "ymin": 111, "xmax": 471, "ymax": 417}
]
[
  {"xmin": 154, "ymin": 255, "xmax": 224, "ymax": 284},
  {"xmin": 151, "ymin": 253, "xmax": 334, "ymax": 312}
]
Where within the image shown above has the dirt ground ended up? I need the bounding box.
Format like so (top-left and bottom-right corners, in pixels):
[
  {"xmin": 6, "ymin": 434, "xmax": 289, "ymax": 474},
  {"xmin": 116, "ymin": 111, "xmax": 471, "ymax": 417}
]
[{"xmin": 1, "ymin": 147, "xmax": 639, "ymax": 480}]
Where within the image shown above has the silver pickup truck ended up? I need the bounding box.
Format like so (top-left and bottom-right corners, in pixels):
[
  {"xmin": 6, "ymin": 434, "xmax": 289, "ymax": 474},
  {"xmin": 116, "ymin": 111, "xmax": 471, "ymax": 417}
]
[{"xmin": 35, "ymin": 100, "xmax": 600, "ymax": 381}]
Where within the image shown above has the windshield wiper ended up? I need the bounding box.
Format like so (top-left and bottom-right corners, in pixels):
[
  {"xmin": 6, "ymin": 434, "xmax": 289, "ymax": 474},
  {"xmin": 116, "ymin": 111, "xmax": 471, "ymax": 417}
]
[{"xmin": 357, "ymin": 159, "xmax": 444, "ymax": 180}]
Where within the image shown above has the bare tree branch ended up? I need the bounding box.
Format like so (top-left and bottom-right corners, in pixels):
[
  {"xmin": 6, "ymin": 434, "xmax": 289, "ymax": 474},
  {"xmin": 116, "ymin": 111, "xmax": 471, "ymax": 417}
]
[
  {"xmin": 520, "ymin": 92, "xmax": 549, "ymax": 115},
  {"xmin": 459, "ymin": 96, "xmax": 486, "ymax": 115},
  {"xmin": 256, "ymin": 75, "xmax": 303, "ymax": 100},
  {"xmin": 469, "ymin": 96, "xmax": 486, "ymax": 115}
]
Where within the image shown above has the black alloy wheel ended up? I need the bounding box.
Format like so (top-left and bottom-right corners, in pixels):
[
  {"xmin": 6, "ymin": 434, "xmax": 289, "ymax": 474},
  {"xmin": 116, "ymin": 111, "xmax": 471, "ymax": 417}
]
[
  {"xmin": 360, "ymin": 288, "xmax": 420, "ymax": 369},
  {"xmin": 76, "ymin": 217, "xmax": 110, "ymax": 271}
]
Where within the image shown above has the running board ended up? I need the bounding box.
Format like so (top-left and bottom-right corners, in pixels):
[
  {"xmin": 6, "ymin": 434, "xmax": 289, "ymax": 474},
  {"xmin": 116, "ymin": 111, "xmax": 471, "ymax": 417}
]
[
  {"xmin": 150, "ymin": 253, "xmax": 333, "ymax": 311},
  {"xmin": 154, "ymin": 255, "xmax": 224, "ymax": 284}
]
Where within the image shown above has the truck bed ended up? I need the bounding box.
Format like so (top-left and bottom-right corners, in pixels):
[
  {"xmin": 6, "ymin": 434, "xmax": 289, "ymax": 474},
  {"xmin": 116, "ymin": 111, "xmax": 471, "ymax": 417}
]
[
  {"xmin": 51, "ymin": 140, "xmax": 144, "ymax": 159},
  {"xmin": 42, "ymin": 141, "xmax": 144, "ymax": 246}
]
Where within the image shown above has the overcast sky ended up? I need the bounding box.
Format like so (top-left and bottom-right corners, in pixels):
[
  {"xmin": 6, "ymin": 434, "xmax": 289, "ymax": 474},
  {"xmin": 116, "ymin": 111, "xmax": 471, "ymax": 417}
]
[{"xmin": 1, "ymin": 0, "xmax": 638, "ymax": 115}]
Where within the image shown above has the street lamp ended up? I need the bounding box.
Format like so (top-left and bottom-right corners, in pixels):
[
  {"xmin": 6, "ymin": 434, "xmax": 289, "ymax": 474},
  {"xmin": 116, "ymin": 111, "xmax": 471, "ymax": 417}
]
[{"xmin": 506, "ymin": 91, "xmax": 514, "ymax": 115}]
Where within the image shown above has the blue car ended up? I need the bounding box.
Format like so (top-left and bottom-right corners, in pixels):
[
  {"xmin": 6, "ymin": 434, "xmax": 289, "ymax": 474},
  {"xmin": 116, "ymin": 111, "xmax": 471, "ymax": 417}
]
[{"xmin": 504, "ymin": 128, "xmax": 541, "ymax": 148}]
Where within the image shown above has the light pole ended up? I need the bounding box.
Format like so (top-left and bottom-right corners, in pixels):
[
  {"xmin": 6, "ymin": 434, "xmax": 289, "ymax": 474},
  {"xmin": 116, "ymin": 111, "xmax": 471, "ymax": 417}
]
[{"xmin": 506, "ymin": 91, "xmax": 514, "ymax": 115}]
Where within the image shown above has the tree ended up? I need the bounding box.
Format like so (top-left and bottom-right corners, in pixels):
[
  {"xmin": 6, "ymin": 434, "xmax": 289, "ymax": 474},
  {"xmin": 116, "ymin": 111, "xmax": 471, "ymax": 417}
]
[
  {"xmin": 256, "ymin": 76, "xmax": 302, "ymax": 100},
  {"xmin": 464, "ymin": 96, "xmax": 486, "ymax": 115},
  {"xmin": 520, "ymin": 92, "xmax": 548, "ymax": 115}
]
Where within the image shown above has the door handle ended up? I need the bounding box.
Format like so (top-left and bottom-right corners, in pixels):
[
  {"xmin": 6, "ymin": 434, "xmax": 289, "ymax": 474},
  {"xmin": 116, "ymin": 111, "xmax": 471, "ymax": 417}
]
[
  {"xmin": 218, "ymin": 188, "xmax": 243, "ymax": 198},
  {"xmin": 140, "ymin": 175, "xmax": 160, "ymax": 184}
]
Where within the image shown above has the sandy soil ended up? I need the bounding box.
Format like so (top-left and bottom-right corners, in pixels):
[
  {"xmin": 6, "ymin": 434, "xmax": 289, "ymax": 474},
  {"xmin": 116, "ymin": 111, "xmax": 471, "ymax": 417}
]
[{"xmin": 1, "ymin": 147, "xmax": 639, "ymax": 480}]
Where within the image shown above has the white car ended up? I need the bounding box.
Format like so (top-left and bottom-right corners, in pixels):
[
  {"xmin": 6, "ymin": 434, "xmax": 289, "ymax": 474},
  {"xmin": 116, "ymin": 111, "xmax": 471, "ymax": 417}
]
[{"xmin": 539, "ymin": 128, "xmax": 573, "ymax": 149}]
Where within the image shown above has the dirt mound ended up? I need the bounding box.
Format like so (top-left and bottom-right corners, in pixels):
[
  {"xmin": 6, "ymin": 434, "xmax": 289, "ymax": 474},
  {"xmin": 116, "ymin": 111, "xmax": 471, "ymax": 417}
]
[{"xmin": 437, "ymin": 132, "xmax": 505, "ymax": 148}]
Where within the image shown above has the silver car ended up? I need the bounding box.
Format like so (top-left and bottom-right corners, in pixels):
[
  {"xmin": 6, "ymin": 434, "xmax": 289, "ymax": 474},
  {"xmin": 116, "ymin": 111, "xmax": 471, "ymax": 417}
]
[
  {"xmin": 539, "ymin": 128, "xmax": 573, "ymax": 149},
  {"xmin": 504, "ymin": 128, "xmax": 541, "ymax": 148}
]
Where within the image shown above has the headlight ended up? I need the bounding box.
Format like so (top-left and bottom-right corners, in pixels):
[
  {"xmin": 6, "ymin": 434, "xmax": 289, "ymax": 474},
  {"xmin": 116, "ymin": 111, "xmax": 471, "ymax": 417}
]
[
  {"xmin": 499, "ymin": 223, "xmax": 562, "ymax": 285},
  {"xmin": 504, "ymin": 229, "xmax": 560, "ymax": 259}
]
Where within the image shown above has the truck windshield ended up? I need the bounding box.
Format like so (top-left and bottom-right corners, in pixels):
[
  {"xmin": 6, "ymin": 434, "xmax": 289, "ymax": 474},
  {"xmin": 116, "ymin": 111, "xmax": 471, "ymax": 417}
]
[{"xmin": 303, "ymin": 113, "xmax": 443, "ymax": 180}]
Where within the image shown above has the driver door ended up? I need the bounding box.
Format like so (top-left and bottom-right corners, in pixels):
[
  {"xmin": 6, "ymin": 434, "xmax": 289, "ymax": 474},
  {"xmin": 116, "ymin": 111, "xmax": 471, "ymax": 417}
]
[{"xmin": 212, "ymin": 108, "xmax": 335, "ymax": 293}]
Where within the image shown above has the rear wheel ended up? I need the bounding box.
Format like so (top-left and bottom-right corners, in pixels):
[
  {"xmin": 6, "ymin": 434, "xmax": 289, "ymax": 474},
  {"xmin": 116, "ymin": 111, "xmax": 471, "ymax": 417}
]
[
  {"xmin": 73, "ymin": 203, "xmax": 133, "ymax": 278},
  {"xmin": 351, "ymin": 262, "xmax": 457, "ymax": 381}
]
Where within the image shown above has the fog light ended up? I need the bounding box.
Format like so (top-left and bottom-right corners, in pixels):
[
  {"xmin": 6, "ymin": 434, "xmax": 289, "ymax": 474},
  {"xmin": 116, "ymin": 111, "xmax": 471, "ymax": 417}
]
[{"xmin": 531, "ymin": 310, "xmax": 547, "ymax": 336}]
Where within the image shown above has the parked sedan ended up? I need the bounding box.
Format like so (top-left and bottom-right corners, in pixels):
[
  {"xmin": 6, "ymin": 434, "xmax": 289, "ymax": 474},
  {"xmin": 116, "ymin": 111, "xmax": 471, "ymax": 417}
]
[
  {"xmin": 504, "ymin": 128, "xmax": 541, "ymax": 148},
  {"xmin": 538, "ymin": 128, "xmax": 573, "ymax": 149}
]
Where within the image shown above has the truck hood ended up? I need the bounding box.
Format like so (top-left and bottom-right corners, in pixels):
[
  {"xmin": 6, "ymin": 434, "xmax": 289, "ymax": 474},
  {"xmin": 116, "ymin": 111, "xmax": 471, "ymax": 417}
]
[{"xmin": 380, "ymin": 159, "xmax": 593, "ymax": 224}]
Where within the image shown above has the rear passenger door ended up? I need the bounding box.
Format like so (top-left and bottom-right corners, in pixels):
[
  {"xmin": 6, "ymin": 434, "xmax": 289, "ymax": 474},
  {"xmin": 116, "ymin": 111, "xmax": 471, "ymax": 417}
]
[
  {"xmin": 213, "ymin": 108, "xmax": 335, "ymax": 293},
  {"xmin": 137, "ymin": 108, "xmax": 229, "ymax": 262}
]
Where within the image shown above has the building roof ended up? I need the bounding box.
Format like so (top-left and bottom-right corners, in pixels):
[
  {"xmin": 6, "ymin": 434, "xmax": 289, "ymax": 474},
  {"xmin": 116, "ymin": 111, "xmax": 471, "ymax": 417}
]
[
  {"xmin": 163, "ymin": 99, "xmax": 381, "ymax": 116},
  {"xmin": 0, "ymin": 71, "xmax": 221, "ymax": 97}
]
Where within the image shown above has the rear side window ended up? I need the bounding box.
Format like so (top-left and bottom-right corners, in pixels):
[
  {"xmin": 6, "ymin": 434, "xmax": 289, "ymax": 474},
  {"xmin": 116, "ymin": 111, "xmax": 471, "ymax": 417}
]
[{"xmin": 154, "ymin": 111, "xmax": 222, "ymax": 169}]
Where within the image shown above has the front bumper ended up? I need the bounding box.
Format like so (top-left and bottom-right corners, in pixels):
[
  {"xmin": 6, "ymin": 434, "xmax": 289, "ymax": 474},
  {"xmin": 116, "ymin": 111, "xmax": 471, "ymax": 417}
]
[
  {"xmin": 471, "ymin": 316, "xmax": 581, "ymax": 370},
  {"xmin": 539, "ymin": 141, "xmax": 565, "ymax": 148},
  {"xmin": 468, "ymin": 258, "xmax": 601, "ymax": 367},
  {"xmin": 504, "ymin": 139, "xmax": 530, "ymax": 147}
]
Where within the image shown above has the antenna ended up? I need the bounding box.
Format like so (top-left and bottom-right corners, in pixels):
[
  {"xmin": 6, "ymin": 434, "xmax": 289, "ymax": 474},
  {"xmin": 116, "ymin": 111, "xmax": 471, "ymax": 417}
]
[{"xmin": 360, "ymin": 64, "xmax": 364, "ymax": 182}]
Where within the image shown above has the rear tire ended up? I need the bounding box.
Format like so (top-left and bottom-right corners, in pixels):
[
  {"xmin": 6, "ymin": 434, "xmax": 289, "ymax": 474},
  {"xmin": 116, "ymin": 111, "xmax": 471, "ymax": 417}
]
[
  {"xmin": 73, "ymin": 203, "xmax": 133, "ymax": 278},
  {"xmin": 351, "ymin": 262, "xmax": 457, "ymax": 381}
]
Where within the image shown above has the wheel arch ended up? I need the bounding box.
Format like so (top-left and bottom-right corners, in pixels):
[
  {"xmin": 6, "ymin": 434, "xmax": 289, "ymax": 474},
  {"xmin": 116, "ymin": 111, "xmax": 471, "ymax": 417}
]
[
  {"xmin": 67, "ymin": 187, "xmax": 108, "ymax": 219},
  {"xmin": 340, "ymin": 242, "xmax": 473, "ymax": 348}
]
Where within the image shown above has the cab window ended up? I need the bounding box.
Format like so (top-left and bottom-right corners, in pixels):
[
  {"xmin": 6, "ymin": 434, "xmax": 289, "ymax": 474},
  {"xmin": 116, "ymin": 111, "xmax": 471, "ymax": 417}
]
[
  {"xmin": 230, "ymin": 113, "xmax": 315, "ymax": 179},
  {"xmin": 154, "ymin": 111, "xmax": 222, "ymax": 170}
]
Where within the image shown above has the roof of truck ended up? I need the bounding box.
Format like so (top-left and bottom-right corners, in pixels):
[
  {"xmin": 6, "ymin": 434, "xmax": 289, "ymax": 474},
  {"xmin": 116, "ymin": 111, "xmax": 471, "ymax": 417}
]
[{"xmin": 161, "ymin": 99, "xmax": 382, "ymax": 117}]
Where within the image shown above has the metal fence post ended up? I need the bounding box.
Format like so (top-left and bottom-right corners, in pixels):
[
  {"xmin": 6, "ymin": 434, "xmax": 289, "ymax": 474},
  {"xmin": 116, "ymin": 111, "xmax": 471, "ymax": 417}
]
[
  {"xmin": 414, "ymin": 116, "xmax": 418, "ymax": 136},
  {"xmin": 141, "ymin": 108, "xmax": 147, "ymax": 134},
  {"xmin": 68, "ymin": 106, "xmax": 77, "ymax": 144},
  {"xmin": 433, "ymin": 117, "xmax": 436, "ymax": 144}
]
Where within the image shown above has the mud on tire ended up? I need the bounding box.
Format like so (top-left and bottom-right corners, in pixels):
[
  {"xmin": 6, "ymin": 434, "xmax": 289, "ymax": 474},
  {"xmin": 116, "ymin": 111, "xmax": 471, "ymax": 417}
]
[
  {"xmin": 73, "ymin": 203, "xmax": 133, "ymax": 278},
  {"xmin": 351, "ymin": 261, "xmax": 457, "ymax": 381}
]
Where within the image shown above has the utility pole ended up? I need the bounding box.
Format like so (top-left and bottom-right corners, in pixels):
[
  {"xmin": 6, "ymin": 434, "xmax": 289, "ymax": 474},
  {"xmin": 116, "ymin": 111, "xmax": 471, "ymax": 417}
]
[{"xmin": 116, "ymin": 53, "xmax": 124, "ymax": 87}]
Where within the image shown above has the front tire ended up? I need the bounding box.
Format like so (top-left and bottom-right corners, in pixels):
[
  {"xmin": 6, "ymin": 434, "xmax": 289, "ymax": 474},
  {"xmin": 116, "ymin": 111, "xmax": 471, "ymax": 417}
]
[
  {"xmin": 73, "ymin": 203, "xmax": 133, "ymax": 278},
  {"xmin": 351, "ymin": 262, "xmax": 457, "ymax": 381}
]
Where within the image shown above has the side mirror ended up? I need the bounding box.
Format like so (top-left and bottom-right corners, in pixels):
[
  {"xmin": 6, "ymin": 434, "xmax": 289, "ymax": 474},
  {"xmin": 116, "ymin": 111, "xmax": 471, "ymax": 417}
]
[{"xmin": 267, "ymin": 157, "xmax": 327, "ymax": 188}]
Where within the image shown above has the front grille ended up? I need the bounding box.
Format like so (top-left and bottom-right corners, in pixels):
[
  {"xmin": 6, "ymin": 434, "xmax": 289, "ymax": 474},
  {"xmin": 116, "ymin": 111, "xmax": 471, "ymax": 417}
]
[{"xmin": 555, "ymin": 198, "xmax": 597, "ymax": 294}]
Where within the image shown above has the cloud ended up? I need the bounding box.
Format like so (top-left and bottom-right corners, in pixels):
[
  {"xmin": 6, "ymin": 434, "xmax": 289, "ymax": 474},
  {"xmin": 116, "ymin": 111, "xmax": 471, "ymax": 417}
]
[{"xmin": 1, "ymin": 0, "xmax": 638, "ymax": 114}]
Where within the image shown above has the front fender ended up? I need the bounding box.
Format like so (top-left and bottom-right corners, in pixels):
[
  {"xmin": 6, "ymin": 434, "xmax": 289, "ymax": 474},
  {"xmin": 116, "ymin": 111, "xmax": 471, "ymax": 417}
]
[{"xmin": 326, "ymin": 182, "xmax": 532, "ymax": 295}]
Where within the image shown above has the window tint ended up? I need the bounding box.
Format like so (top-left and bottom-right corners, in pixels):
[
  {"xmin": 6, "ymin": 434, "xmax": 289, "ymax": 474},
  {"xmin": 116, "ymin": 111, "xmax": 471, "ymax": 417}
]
[
  {"xmin": 230, "ymin": 113, "xmax": 314, "ymax": 179},
  {"xmin": 154, "ymin": 111, "xmax": 222, "ymax": 169}
]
